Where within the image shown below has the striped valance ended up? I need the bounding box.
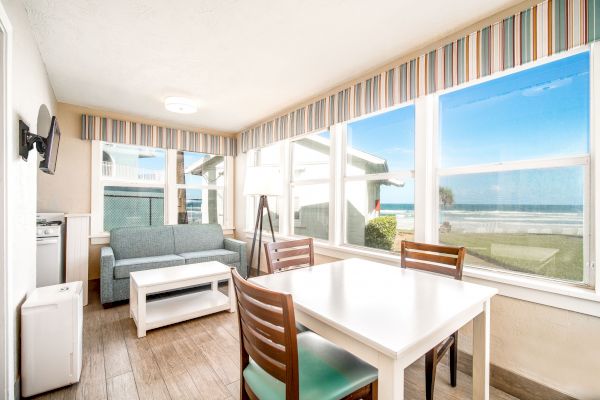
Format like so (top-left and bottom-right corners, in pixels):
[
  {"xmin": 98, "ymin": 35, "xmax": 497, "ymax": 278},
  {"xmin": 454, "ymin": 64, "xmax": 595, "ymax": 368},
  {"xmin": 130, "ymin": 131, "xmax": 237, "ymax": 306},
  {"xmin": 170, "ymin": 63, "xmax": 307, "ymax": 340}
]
[
  {"xmin": 81, "ymin": 115, "xmax": 237, "ymax": 157},
  {"xmin": 241, "ymin": 0, "xmax": 600, "ymax": 153}
]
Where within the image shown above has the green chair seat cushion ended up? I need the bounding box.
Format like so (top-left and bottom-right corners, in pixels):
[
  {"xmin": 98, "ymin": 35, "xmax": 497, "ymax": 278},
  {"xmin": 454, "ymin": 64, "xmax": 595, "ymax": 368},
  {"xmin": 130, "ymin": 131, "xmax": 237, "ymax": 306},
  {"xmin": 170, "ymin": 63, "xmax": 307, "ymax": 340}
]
[{"xmin": 243, "ymin": 332, "xmax": 377, "ymax": 400}]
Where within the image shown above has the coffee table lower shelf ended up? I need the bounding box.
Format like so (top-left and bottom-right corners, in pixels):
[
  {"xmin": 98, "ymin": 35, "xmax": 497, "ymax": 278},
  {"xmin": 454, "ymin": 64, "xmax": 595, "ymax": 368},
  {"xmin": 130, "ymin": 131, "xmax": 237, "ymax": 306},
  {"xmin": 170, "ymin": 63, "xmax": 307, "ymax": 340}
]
[{"xmin": 132, "ymin": 290, "xmax": 231, "ymax": 332}]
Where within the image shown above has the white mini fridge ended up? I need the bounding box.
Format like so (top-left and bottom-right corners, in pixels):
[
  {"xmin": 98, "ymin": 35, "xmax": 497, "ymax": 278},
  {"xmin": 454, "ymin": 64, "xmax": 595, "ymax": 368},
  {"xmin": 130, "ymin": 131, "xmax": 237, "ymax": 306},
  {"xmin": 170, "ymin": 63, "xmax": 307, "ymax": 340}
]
[{"xmin": 21, "ymin": 281, "xmax": 83, "ymax": 397}]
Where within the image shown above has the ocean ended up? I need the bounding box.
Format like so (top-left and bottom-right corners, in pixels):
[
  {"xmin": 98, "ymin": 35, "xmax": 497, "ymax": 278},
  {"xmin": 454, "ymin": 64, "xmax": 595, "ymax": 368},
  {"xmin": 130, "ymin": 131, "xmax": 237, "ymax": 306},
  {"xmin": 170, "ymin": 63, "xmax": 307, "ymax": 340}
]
[{"xmin": 379, "ymin": 204, "xmax": 584, "ymax": 235}]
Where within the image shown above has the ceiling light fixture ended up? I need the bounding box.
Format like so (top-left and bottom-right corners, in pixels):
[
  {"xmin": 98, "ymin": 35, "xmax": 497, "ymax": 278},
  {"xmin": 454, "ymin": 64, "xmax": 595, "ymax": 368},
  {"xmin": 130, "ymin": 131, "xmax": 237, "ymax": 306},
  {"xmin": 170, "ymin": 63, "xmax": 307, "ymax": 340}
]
[{"xmin": 164, "ymin": 97, "xmax": 198, "ymax": 114}]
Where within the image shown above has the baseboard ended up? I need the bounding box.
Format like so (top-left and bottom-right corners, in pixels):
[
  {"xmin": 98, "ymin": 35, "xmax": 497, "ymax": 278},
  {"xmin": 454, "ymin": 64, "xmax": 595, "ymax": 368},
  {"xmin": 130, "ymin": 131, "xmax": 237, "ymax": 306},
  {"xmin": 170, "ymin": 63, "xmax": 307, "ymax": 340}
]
[{"xmin": 441, "ymin": 350, "xmax": 576, "ymax": 400}]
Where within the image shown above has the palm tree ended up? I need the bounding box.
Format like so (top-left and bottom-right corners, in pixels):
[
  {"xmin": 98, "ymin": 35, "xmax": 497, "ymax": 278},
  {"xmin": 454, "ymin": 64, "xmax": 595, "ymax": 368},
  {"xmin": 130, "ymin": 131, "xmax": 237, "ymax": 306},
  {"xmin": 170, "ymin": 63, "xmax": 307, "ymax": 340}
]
[
  {"xmin": 439, "ymin": 186, "xmax": 454, "ymax": 208},
  {"xmin": 439, "ymin": 186, "xmax": 454, "ymax": 233}
]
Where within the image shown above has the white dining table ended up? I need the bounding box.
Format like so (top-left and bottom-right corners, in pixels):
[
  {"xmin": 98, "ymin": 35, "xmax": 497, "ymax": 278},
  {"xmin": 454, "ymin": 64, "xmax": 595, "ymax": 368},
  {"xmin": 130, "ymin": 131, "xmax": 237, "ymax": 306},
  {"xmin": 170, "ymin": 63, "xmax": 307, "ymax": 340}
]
[{"xmin": 250, "ymin": 258, "xmax": 498, "ymax": 400}]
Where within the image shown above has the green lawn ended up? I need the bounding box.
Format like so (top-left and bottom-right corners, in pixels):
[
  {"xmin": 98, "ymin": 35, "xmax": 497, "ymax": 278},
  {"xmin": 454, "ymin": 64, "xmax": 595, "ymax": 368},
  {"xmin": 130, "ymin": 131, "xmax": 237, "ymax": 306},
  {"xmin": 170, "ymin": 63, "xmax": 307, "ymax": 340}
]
[{"xmin": 440, "ymin": 232, "xmax": 583, "ymax": 282}]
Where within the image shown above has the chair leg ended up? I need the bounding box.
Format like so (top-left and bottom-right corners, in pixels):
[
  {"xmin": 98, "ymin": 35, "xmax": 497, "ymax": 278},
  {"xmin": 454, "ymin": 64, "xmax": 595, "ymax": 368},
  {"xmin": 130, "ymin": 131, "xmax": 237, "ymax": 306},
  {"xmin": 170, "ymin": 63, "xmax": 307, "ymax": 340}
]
[
  {"xmin": 450, "ymin": 331, "xmax": 458, "ymax": 387},
  {"xmin": 425, "ymin": 349, "xmax": 437, "ymax": 400},
  {"xmin": 241, "ymin": 379, "xmax": 250, "ymax": 400}
]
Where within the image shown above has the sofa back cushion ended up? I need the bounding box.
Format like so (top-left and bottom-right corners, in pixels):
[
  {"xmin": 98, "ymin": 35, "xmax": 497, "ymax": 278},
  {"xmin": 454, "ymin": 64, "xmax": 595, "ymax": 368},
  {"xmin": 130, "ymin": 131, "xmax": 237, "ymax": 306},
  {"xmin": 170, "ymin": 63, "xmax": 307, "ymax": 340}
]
[
  {"xmin": 172, "ymin": 224, "xmax": 224, "ymax": 254},
  {"xmin": 110, "ymin": 226, "xmax": 175, "ymax": 260}
]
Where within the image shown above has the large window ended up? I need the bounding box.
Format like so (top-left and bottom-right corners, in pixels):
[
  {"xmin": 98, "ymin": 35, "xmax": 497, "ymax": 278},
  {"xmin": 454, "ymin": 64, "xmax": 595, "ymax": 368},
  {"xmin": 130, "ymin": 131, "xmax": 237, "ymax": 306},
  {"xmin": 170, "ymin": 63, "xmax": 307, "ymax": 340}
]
[
  {"xmin": 291, "ymin": 131, "xmax": 331, "ymax": 240},
  {"xmin": 344, "ymin": 107, "xmax": 415, "ymax": 252},
  {"xmin": 241, "ymin": 47, "xmax": 599, "ymax": 306},
  {"xmin": 176, "ymin": 151, "xmax": 225, "ymax": 225},
  {"xmin": 94, "ymin": 142, "xmax": 231, "ymax": 234},
  {"xmin": 438, "ymin": 52, "xmax": 590, "ymax": 284},
  {"xmin": 101, "ymin": 143, "xmax": 166, "ymax": 231}
]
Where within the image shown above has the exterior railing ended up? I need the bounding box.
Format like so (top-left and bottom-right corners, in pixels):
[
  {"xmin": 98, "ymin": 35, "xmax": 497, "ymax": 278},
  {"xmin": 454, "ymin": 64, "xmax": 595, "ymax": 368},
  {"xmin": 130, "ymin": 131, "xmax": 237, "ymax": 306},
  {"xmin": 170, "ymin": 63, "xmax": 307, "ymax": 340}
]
[{"xmin": 102, "ymin": 161, "xmax": 164, "ymax": 181}]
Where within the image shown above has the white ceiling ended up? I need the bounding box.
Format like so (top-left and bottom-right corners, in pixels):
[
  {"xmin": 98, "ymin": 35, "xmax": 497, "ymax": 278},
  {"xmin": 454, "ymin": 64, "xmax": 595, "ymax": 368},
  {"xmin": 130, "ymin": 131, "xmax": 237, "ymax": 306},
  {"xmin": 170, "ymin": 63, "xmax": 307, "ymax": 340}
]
[{"xmin": 23, "ymin": 0, "xmax": 523, "ymax": 133}]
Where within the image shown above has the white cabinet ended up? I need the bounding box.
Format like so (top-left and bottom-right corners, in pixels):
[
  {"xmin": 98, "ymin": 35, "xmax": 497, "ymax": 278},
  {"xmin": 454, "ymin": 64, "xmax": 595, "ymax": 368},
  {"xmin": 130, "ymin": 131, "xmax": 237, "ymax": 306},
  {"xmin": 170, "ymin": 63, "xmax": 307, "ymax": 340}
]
[
  {"xmin": 65, "ymin": 214, "xmax": 90, "ymax": 305},
  {"xmin": 21, "ymin": 281, "xmax": 83, "ymax": 396}
]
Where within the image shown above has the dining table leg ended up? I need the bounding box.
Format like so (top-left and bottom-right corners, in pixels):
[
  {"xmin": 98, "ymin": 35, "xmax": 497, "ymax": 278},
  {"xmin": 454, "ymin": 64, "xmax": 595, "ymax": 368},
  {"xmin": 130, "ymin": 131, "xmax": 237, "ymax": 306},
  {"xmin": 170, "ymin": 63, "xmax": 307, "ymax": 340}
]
[
  {"xmin": 472, "ymin": 299, "xmax": 491, "ymax": 400},
  {"xmin": 377, "ymin": 354, "xmax": 404, "ymax": 400}
]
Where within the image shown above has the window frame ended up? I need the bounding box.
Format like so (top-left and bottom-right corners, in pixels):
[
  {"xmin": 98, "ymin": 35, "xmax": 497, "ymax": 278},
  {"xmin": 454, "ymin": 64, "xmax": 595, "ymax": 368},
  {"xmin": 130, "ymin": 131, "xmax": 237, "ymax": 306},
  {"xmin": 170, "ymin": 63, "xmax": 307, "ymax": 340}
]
[
  {"xmin": 93, "ymin": 141, "xmax": 167, "ymax": 235},
  {"xmin": 432, "ymin": 45, "xmax": 594, "ymax": 289},
  {"xmin": 241, "ymin": 43, "xmax": 600, "ymax": 316},
  {"xmin": 172, "ymin": 150, "xmax": 228, "ymax": 226},
  {"xmin": 288, "ymin": 129, "xmax": 333, "ymax": 242},
  {"xmin": 91, "ymin": 141, "xmax": 234, "ymax": 237},
  {"xmin": 339, "ymin": 103, "xmax": 417, "ymax": 254}
]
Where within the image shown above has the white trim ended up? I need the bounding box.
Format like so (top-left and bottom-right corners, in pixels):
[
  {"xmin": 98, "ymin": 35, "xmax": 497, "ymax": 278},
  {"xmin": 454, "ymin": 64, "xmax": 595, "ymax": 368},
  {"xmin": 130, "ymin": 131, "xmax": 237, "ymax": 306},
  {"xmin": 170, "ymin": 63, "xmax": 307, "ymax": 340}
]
[
  {"xmin": 414, "ymin": 95, "xmax": 435, "ymax": 243},
  {"xmin": 438, "ymin": 155, "xmax": 589, "ymax": 176},
  {"xmin": 344, "ymin": 171, "xmax": 414, "ymax": 182},
  {"xmin": 166, "ymin": 149, "xmax": 177, "ymax": 224},
  {"xmin": 0, "ymin": 4, "xmax": 10, "ymax": 398},
  {"xmin": 289, "ymin": 178, "xmax": 330, "ymax": 186},
  {"xmin": 591, "ymin": 41, "xmax": 600, "ymax": 290},
  {"xmin": 246, "ymin": 232, "xmax": 600, "ymax": 317}
]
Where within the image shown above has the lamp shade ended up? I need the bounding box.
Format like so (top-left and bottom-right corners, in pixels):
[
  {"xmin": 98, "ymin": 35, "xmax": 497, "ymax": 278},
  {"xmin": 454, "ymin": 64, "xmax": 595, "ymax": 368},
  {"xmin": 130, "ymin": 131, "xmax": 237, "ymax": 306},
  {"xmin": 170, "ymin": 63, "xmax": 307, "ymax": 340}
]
[{"xmin": 243, "ymin": 166, "xmax": 283, "ymax": 196}]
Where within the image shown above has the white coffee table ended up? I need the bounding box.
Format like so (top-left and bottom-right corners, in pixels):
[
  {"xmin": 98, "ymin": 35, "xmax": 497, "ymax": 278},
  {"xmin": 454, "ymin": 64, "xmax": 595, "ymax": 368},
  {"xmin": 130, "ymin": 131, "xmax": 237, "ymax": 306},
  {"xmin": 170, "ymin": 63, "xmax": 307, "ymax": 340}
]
[{"xmin": 129, "ymin": 261, "xmax": 236, "ymax": 338}]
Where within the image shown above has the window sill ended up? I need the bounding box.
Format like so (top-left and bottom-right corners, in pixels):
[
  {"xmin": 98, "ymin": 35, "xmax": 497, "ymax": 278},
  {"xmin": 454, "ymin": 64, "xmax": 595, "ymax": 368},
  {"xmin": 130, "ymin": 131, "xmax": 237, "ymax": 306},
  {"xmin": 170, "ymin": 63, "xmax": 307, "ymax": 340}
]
[{"xmin": 244, "ymin": 231, "xmax": 600, "ymax": 317}]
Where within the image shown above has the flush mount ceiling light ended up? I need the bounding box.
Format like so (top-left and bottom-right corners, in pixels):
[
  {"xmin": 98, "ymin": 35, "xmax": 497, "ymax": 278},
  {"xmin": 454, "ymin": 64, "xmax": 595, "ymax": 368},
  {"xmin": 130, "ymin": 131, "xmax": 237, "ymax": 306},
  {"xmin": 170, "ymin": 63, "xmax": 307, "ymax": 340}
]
[{"xmin": 164, "ymin": 97, "xmax": 198, "ymax": 114}]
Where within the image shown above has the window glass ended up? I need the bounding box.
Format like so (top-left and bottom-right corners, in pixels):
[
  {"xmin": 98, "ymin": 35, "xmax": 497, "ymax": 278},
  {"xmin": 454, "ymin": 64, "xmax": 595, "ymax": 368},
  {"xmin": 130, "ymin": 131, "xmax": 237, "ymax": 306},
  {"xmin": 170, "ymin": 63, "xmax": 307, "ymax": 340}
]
[
  {"xmin": 101, "ymin": 143, "xmax": 165, "ymax": 182},
  {"xmin": 440, "ymin": 52, "xmax": 589, "ymax": 168},
  {"xmin": 346, "ymin": 106, "xmax": 415, "ymax": 175},
  {"xmin": 292, "ymin": 131, "xmax": 330, "ymax": 181},
  {"xmin": 257, "ymin": 143, "xmax": 281, "ymax": 166},
  {"xmin": 246, "ymin": 195, "xmax": 279, "ymax": 233},
  {"xmin": 177, "ymin": 188, "xmax": 223, "ymax": 225},
  {"xmin": 346, "ymin": 179, "xmax": 414, "ymax": 252},
  {"xmin": 176, "ymin": 152, "xmax": 225, "ymax": 185},
  {"xmin": 439, "ymin": 167, "xmax": 584, "ymax": 281},
  {"xmin": 292, "ymin": 184, "xmax": 329, "ymax": 240},
  {"xmin": 104, "ymin": 186, "xmax": 164, "ymax": 231},
  {"xmin": 438, "ymin": 52, "xmax": 589, "ymax": 283}
]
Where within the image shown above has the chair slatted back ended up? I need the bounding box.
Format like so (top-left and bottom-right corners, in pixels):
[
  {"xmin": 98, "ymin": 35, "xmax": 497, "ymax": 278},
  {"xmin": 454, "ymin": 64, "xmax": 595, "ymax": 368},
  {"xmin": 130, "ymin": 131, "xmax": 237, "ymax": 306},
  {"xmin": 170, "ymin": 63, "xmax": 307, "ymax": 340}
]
[
  {"xmin": 231, "ymin": 269, "xmax": 300, "ymax": 399},
  {"xmin": 400, "ymin": 241, "xmax": 465, "ymax": 280},
  {"xmin": 264, "ymin": 238, "xmax": 314, "ymax": 274}
]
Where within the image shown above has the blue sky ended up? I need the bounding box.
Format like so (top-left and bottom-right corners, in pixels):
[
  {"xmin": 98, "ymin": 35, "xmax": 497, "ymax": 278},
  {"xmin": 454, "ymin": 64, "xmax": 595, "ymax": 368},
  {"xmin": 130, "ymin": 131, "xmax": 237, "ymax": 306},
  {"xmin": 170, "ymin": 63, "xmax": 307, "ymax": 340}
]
[
  {"xmin": 348, "ymin": 51, "xmax": 589, "ymax": 206},
  {"xmin": 139, "ymin": 53, "xmax": 589, "ymax": 207}
]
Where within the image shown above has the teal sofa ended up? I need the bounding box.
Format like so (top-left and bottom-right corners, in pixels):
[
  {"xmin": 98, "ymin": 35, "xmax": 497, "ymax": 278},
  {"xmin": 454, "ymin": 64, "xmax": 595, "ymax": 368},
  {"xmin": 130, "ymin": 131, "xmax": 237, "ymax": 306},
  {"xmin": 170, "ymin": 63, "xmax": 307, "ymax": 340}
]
[{"xmin": 100, "ymin": 224, "xmax": 247, "ymax": 304}]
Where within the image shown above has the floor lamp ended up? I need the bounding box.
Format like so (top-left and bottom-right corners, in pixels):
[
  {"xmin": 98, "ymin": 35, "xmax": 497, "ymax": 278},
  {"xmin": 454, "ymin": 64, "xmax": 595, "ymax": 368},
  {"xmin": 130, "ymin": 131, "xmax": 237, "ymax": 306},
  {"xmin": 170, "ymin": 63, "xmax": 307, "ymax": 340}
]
[{"xmin": 244, "ymin": 166, "xmax": 282, "ymax": 277}]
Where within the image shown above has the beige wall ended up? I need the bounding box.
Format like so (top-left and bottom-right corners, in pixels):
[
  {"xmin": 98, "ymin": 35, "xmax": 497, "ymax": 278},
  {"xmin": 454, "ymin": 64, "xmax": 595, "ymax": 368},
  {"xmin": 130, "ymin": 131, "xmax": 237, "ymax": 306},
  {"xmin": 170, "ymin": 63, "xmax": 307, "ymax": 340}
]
[
  {"xmin": 4, "ymin": 0, "xmax": 57, "ymax": 396},
  {"xmin": 37, "ymin": 102, "xmax": 236, "ymax": 279}
]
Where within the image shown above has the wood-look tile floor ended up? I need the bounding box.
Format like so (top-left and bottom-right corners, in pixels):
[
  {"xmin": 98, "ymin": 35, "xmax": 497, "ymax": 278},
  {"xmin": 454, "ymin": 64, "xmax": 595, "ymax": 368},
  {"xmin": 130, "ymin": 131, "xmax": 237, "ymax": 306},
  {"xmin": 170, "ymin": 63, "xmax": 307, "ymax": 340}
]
[{"xmin": 33, "ymin": 282, "xmax": 518, "ymax": 400}]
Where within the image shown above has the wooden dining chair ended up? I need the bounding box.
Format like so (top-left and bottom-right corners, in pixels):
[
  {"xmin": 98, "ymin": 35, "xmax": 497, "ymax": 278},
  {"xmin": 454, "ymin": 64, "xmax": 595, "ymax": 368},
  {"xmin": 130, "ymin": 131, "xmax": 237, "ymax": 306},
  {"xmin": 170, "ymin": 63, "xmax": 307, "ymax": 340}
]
[
  {"xmin": 264, "ymin": 238, "xmax": 314, "ymax": 274},
  {"xmin": 231, "ymin": 268, "xmax": 379, "ymax": 400},
  {"xmin": 400, "ymin": 240, "xmax": 466, "ymax": 400}
]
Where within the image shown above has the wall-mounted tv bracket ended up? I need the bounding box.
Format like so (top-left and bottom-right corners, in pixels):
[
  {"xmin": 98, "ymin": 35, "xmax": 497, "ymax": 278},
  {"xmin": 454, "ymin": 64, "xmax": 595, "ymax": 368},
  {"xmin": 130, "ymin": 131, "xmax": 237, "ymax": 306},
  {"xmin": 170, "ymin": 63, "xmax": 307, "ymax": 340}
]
[{"xmin": 19, "ymin": 120, "xmax": 46, "ymax": 161}]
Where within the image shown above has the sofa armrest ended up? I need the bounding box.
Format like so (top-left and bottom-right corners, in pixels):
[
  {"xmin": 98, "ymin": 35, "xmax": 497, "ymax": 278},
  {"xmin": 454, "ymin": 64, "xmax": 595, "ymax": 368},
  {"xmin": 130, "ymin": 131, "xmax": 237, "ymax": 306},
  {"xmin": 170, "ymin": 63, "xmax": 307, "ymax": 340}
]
[
  {"xmin": 100, "ymin": 247, "xmax": 116, "ymax": 303},
  {"xmin": 224, "ymin": 238, "xmax": 248, "ymax": 278}
]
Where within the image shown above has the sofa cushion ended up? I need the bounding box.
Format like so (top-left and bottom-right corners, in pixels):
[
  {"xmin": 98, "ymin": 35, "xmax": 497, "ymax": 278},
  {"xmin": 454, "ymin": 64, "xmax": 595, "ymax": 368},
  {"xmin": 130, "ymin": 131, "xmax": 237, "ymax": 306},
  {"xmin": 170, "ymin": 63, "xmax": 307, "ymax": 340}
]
[
  {"xmin": 172, "ymin": 224, "xmax": 224, "ymax": 254},
  {"xmin": 113, "ymin": 254, "xmax": 184, "ymax": 279},
  {"xmin": 179, "ymin": 249, "xmax": 239, "ymax": 265},
  {"xmin": 110, "ymin": 226, "xmax": 175, "ymax": 260}
]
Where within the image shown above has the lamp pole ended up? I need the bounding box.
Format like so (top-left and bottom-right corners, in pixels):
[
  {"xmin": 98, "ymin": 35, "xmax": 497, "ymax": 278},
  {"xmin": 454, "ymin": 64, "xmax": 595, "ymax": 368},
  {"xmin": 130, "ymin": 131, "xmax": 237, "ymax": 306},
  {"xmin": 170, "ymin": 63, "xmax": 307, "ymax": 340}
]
[{"xmin": 248, "ymin": 195, "xmax": 276, "ymax": 277}]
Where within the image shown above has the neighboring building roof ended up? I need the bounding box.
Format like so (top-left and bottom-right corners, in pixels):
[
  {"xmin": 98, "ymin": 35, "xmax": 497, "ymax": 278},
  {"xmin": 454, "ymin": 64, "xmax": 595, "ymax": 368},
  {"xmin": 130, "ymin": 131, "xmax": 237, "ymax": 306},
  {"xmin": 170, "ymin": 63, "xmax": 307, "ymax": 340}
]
[
  {"xmin": 300, "ymin": 135, "xmax": 403, "ymax": 187},
  {"xmin": 185, "ymin": 155, "xmax": 224, "ymax": 176}
]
